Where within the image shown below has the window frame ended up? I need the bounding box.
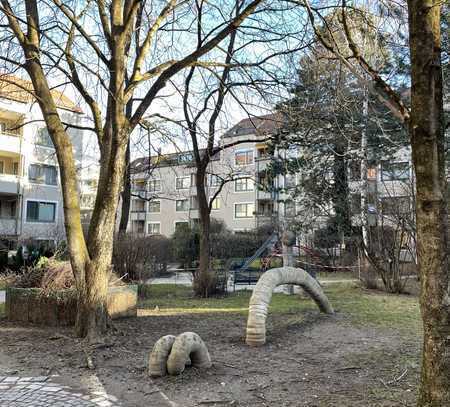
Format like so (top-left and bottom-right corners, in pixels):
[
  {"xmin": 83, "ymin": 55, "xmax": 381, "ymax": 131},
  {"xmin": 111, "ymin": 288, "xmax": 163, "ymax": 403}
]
[
  {"xmin": 148, "ymin": 200, "xmax": 161, "ymax": 213},
  {"xmin": 176, "ymin": 199, "xmax": 189, "ymax": 212},
  {"xmin": 234, "ymin": 149, "xmax": 254, "ymax": 166},
  {"xmin": 210, "ymin": 196, "xmax": 220, "ymax": 210},
  {"xmin": 131, "ymin": 198, "xmax": 145, "ymax": 212},
  {"xmin": 147, "ymin": 222, "xmax": 161, "ymax": 235},
  {"xmin": 25, "ymin": 200, "xmax": 57, "ymax": 223},
  {"xmin": 381, "ymin": 161, "xmax": 410, "ymax": 181},
  {"xmin": 148, "ymin": 179, "xmax": 161, "ymax": 193},
  {"xmin": 28, "ymin": 163, "xmax": 58, "ymax": 186},
  {"xmin": 36, "ymin": 127, "xmax": 54, "ymax": 148},
  {"xmin": 176, "ymin": 176, "xmax": 191, "ymax": 190},
  {"xmin": 234, "ymin": 202, "xmax": 255, "ymax": 219},
  {"xmin": 234, "ymin": 177, "xmax": 254, "ymax": 192}
]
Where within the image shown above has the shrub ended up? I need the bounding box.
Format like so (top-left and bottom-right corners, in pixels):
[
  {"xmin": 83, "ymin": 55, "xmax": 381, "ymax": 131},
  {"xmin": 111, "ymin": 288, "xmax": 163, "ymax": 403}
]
[{"xmin": 113, "ymin": 233, "xmax": 171, "ymax": 281}]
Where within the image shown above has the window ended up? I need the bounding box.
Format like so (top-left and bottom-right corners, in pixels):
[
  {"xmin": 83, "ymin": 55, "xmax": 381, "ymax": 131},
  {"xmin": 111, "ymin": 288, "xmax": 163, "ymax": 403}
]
[
  {"xmin": 131, "ymin": 199, "xmax": 145, "ymax": 212},
  {"xmin": 235, "ymin": 150, "xmax": 254, "ymax": 166},
  {"xmin": 209, "ymin": 174, "xmax": 221, "ymax": 187},
  {"xmin": 235, "ymin": 177, "xmax": 254, "ymax": 192},
  {"xmin": 28, "ymin": 164, "xmax": 57, "ymax": 185},
  {"xmin": 235, "ymin": 203, "xmax": 254, "ymax": 218},
  {"xmin": 176, "ymin": 199, "xmax": 189, "ymax": 212},
  {"xmin": 381, "ymin": 162, "xmax": 410, "ymax": 181},
  {"xmin": 133, "ymin": 180, "xmax": 146, "ymax": 192},
  {"xmin": 190, "ymin": 196, "xmax": 199, "ymax": 210},
  {"xmin": 176, "ymin": 176, "xmax": 191, "ymax": 190},
  {"xmin": 148, "ymin": 179, "xmax": 161, "ymax": 192},
  {"xmin": 148, "ymin": 200, "xmax": 160, "ymax": 213},
  {"xmin": 36, "ymin": 128, "xmax": 53, "ymax": 148},
  {"xmin": 367, "ymin": 167, "xmax": 377, "ymax": 180},
  {"xmin": 175, "ymin": 221, "xmax": 189, "ymax": 231},
  {"xmin": 132, "ymin": 220, "xmax": 145, "ymax": 233},
  {"xmin": 211, "ymin": 197, "xmax": 220, "ymax": 210},
  {"xmin": 381, "ymin": 196, "xmax": 410, "ymax": 216},
  {"xmin": 147, "ymin": 222, "xmax": 160, "ymax": 235},
  {"xmin": 0, "ymin": 161, "xmax": 3, "ymax": 174},
  {"xmin": 0, "ymin": 199, "xmax": 16, "ymax": 218},
  {"xmin": 26, "ymin": 201, "xmax": 56, "ymax": 222},
  {"xmin": 13, "ymin": 162, "xmax": 18, "ymax": 175}
]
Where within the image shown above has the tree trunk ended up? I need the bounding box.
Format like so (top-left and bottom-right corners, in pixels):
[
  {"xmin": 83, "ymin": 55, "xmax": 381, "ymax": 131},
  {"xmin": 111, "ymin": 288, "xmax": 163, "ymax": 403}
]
[
  {"xmin": 408, "ymin": 1, "xmax": 450, "ymax": 405},
  {"xmin": 193, "ymin": 167, "xmax": 215, "ymax": 297},
  {"xmin": 75, "ymin": 260, "xmax": 109, "ymax": 340},
  {"xmin": 119, "ymin": 141, "xmax": 131, "ymax": 233}
]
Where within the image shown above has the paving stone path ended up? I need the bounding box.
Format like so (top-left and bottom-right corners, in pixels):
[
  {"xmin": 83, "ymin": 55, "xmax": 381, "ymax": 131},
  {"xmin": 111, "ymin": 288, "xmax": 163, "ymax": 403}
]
[{"xmin": 0, "ymin": 376, "xmax": 120, "ymax": 406}]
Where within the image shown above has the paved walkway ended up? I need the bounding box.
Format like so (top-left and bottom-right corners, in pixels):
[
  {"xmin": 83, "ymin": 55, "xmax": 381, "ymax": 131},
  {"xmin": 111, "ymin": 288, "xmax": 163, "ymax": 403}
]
[
  {"xmin": 0, "ymin": 290, "xmax": 5, "ymax": 303},
  {"xmin": 0, "ymin": 376, "xmax": 120, "ymax": 407}
]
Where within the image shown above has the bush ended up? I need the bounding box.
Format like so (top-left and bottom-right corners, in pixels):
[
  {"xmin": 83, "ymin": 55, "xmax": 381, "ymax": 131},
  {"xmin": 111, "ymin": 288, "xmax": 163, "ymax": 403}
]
[{"xmin": 113, "ymin": 233, "xmax": 171, "ymax": 281}]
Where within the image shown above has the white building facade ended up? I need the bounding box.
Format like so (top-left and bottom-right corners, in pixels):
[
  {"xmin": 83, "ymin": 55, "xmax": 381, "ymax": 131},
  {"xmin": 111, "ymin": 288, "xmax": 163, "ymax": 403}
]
[{"xmin": 0, "ymin": 75, "xmax": 97, "ymax": 250}]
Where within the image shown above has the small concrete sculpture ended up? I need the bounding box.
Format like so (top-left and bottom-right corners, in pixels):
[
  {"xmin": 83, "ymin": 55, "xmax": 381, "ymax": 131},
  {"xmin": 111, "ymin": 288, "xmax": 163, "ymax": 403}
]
[
  {"xmin": 246, "ymin": 267, "xmax": 334, "ymax": 346},
  {"xmin": 148, "ymin": 335, "xmax": 176, "ymax": 377},
  {"xmin": 148, "ymin": 332, "xmax": 211, "ymax": 377},
  {"xmin": 167, "ymin": 332, "xmax": 212, "ymax": 375}
]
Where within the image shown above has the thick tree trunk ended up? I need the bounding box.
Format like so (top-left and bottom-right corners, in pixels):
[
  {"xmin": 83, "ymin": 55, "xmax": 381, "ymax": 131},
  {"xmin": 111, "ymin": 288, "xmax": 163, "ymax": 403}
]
[
  {"xmin": 119, "ymin": 141, "xmax": 131, "ymax": 233},
  {"xmin": 408, "ymin": 1, "xmax": 450, "ymax": 405},
  {"xmin": 75, "ymin": 260, "xmax": 109, "ymax": 340},
  {"xmin": 193, "ymin": 168, "xmax": 215, "ymax": 297}
]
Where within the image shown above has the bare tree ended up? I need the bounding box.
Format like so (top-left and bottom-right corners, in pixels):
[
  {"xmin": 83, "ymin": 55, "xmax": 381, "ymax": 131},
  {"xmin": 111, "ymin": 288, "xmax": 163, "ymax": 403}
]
[{"xmin": 0, "ymin": 0, "xmax": 266, "ymax": 339}]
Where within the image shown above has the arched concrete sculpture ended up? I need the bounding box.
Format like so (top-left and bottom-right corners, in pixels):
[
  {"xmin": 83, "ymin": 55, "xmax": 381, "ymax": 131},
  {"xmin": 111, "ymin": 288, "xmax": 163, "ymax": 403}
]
[
  {"xmin": 166, "ymin": 332, "xmax": 212, "ymax": 375},
  {"xmin": 148, "ymin": 335, "xmax": 176, "ymax": 377},
  {"xmin": 246, "ymin": 267, "xmax": 334, "ymax": 346}
]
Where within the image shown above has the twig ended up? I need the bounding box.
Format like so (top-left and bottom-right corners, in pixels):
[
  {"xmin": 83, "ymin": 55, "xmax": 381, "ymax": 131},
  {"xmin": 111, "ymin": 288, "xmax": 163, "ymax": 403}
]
[
  {"xmin": 198, "ymin": 400, "xmax": 234, "ymax": 405},
  {"xmin": 387, "ymin": 368, "xmax": 408, "ymax": 385},
  {"xmin": 335, "ymin": 366, "xmax": 361, "ymax": 371}
]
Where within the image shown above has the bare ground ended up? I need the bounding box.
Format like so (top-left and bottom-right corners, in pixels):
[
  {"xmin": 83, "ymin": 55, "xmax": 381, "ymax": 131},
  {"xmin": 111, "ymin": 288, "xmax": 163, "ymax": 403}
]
[{"xmin": 0, "ymin": 307, "xmax": 421, "ymax": 407}]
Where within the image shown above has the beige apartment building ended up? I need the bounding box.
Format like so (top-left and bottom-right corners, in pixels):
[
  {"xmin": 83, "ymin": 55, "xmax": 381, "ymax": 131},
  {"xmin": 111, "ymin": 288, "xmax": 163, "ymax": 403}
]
[
  {"xmin": 127, "ymin": 112, "xmax": 424, "ymax": 241},
  {"xmin": 128, "ymin": 114, "xmax": 284, "ymax": 237}
]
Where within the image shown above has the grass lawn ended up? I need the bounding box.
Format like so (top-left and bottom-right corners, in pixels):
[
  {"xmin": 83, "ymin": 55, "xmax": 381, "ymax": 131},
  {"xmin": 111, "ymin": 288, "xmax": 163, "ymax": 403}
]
[
  {"xmin": 0, "ymin": 303, "xmax": 4, "ymax": 318},
  {"xmin": 139, "ymin": 282, "xmax": 421, "ymax": 333}
]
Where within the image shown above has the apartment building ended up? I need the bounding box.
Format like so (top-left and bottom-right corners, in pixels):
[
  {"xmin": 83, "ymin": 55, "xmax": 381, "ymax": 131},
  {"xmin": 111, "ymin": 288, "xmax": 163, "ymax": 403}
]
[
  {"xmin": 0, "ymin": 75, "xmax": 97, "ymax": 250},
  {"xmin": 128, "ymin": 114, "xmax": 285, "ymax": 237},
  {"xmin": 127, "ymin": 112, "xmax": 427, "ymax": 239}
]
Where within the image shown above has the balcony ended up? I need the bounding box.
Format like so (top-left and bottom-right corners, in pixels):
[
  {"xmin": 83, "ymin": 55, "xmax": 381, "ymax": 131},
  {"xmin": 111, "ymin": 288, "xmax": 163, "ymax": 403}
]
[
  {"xmin": 0, "ymin": 133, "xmax": 22, "ymax": 154},
  {"xmin": 129, "ymin": 211, "xmax": 146, "ymax": 221},
  {"xmin": 0, "ymin": 173, "xmax": 20, "ymax": 194},
  {"xmin": 0, "ymin": 218, "xmax": 18, "ymax": 235}
]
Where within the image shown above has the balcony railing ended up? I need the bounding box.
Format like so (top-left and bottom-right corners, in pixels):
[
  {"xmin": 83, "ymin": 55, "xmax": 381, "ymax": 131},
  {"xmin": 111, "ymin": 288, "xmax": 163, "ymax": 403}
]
[
  {"xmin": 0, "ymin": 173, "xmax": 20, "ymax": 194},
  {"xmin": 0, "ymin": 218, "xmax": 19, "ymax": 235},
  {"xmin": 0, "ymin": 133, "xmax": 21, "ymax": 154}
]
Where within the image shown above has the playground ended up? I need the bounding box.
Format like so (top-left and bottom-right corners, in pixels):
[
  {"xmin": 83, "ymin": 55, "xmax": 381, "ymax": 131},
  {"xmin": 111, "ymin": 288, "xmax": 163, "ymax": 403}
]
[{"xmin": 0, "ymin": 283, "xmax": 422, "ymax": 406}]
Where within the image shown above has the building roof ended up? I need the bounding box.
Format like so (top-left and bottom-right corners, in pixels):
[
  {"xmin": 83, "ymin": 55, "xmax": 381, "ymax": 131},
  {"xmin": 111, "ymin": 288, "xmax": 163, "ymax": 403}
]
[
  {"xmin": 0, "ymin": 74, "xmax": 83, "ymax": 114},
  {"xmin": 222, "ymin": 113, "xmax": 286, "ymax": 138},
  {"xmin": 131, "ymin": 149, "xmax": 220, "ymax": 174}
]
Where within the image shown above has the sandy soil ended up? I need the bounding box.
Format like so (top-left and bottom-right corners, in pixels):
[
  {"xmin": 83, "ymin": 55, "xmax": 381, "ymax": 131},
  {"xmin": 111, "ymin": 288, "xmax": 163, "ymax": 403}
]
[{"xmin": 0, "ymin": 310, "xmax": 421, "ymax": 406}]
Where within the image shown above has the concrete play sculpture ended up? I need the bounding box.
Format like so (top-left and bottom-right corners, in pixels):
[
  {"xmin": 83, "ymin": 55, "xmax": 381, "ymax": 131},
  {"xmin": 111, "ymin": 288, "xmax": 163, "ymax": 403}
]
[
  {"xmin": 167, "ymin": 332, "xmax": 212, "ymax": 375},
  {"xmin": 148, "ymin": 335, "xmax": 177, "ymax": 377},
  {"xmin": 246, "ymin": 267, "xmax": 334, "ymax": 346},
  {"xmin": 148, "ymin": 332, "xmax": 211, "ymax": 376}
]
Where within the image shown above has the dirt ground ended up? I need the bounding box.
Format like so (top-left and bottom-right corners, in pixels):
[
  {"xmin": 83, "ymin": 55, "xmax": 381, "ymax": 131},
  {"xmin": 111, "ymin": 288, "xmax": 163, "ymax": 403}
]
[{"xmin": 0, "ymin": 306, "xmax": 421, "ymax": 407}]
